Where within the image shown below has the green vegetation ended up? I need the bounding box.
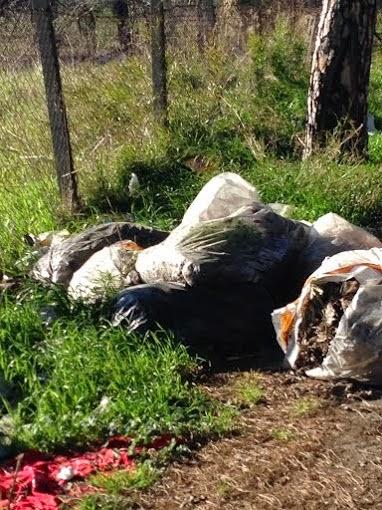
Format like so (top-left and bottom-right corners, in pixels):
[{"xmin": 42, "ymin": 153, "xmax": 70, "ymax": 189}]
[
  {"xmin": 1, "ymin": 13, "xmax": 382, "ymax": 506},
  {"xmin": 216, "ymin": 478, "xmax": 234, "ymax": 498},
  {"xmin": 73, "ymin": 494, "xmax": 136, "ymax": 510},
  {"xmin": 70, "ymin": 462, "xmax": 160, "ymax": 508},
  {"xmin": 234, "ymin": 374, "xmax": 265, "ymax": 407},
  {"xmin": 271, "ymin": 428, "xmax": 296, "ymax": 442},
  {"xmin": 0, "ymin": 283, "xmax": 232, "ymax": 452},
  {"xmin": 290, "ymin": 397, "xmax": 322, "ymax": 417},
  {"xmin": 89, "ymin": 462, "xmax": 160, "ymax": 493}
]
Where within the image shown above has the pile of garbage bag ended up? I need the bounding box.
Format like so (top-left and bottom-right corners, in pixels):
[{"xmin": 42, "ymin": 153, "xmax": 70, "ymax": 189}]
[
  {"xmin": 32, "ymin": 222, "xmax": 168, "ymax": 293},
  {"xmin": 30, "ymin": 172, "xmax": 382, "ymax": 379}
]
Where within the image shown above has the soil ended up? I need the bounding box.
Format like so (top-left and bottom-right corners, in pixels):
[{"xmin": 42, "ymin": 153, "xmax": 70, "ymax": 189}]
[{"xmin": 131, "ymin": 371, "xmax": 382, "ymax": 510}]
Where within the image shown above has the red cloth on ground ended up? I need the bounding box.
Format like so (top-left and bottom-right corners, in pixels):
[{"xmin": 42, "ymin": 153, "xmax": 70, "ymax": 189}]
[{"xmin": 0, "ymin": 435, "xmax": 172, "ymax": 509}]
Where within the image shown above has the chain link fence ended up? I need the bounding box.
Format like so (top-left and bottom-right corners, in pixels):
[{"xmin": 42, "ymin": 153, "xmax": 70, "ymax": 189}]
[{"xmin": 0, "ymin": 0, "xmax": 322, "ymax": 211}]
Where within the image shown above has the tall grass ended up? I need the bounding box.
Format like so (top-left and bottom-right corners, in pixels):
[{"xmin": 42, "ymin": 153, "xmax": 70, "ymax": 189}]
[{"xmin": 2, "ymin": 18, "xmax": 382, "ymax": 273}]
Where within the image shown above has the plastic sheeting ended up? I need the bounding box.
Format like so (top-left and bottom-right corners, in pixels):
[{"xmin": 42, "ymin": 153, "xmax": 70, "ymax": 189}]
[
  {"xmin": 181, "ymin": 172, "xmax": 261, "ymax": 226},
  {"xmin": 135, "ymin": 204, "xmax": 311, "ymax": 306},
  {"xmin": 111, "ymin": 282, "xmax": 284, "ymax": 365},
  {"xmin": 0, "ymin": 435, "xmax": 172, "ymax": 510}
]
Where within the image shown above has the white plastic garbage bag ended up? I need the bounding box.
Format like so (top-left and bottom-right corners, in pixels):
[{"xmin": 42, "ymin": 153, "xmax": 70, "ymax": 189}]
[
  {"xmin": 68, "ymin": 241, "xmax": 140, "ymax": 302},
  {"xmin": 296, "ymin": 212, "xmax": 382, "ymax": 282},
  {"xmin": 181, "ymin": 172, "xmax": 261, "ymax": 226},
  {"xmin": 136, "ymin": 175, "xmax": 382, "ymax": 304},
  {"xmin": 312, "ymin": 213, "xmax": 382, "ymax": 250},
  {"xmin": 272, "ymin": 248, "xmax": 382, "ymax": 384},
  {"xmin": 268, "ymin": 203, "xmax": 294, "ymax": 218}
]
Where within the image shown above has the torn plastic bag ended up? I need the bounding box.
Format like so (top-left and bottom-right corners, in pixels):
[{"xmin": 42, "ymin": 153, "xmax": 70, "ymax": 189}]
[
  {"xmin": 135, "ymin": 204, "xmax": 311, "ymax": 306},
  {"xmin": 112, "ymin": 282, "xmax": 284, "ymax": 367},
  {"xmin": 272, "ymin": 248, "xmax": 382, "ymax": 384},
  {"xmin": 31, "ymin": 222, "xmax": 168, "ymax": 287},
  {"xmin": 296, "ymin": 213, "xmax": 382, "ymax": 282},
  {"xmin": 68, "ymin": 241, "xmax": 141, "ymax": 302},
  {"xmin": 181, "ymin": 172, "xmax": 261, "ymax": 226}
]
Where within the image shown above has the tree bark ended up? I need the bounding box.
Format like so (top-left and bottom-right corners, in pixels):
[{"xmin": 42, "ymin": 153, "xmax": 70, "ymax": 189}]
[{"xmin": 304, "ymin": 0, "xmax": 377, "ymax": 159}]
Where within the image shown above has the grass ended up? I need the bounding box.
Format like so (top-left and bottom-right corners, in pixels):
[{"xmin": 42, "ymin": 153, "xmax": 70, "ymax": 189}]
[
  {"xmin": 89, "ymin": 462, "xmax": 160, "ymax": 493},
  {"xmin": 73, "ymin": 494, "xmax": 136, "ymax": 510},
  {"xmin": 271, "ymin": 428, "xmax": 296, "ymax": 443},
  {"xmin": 1, "ymin": 11, "xmax": 382, "ymax": 507},
  {"xmin": 70, "ymin": 462, "xmax": 160, "ymax": 509},
  {"xmin": 216, "ymin": 478, "xmax": 234, "ymax": 499},
  {"xmin": 2, "ymin": 18, "xmax": 382, "ymax": 271},
  {"xmin": 0, "ymin": 283, "xmax": 232, "ymax": 453},
  {"xmin": 234, "ymin": 374, "xmax": 265, "ymax": 407},
  {"xmin": 290, "ymin": 397, "xmax": 322, "ymax": 417}
]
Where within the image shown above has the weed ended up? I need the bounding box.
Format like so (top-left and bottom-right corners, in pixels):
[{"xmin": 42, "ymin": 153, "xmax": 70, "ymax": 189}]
[
  {"xmin": 290, "ymin": 397, "xmax": 322, "ymax": 417},
  {"xmin": 90, "ymin": 462, "xmax": 160, "ymax": 494},
  {"xmin": 73, "ymin": 494, "xmax": 136, "ymax": 510},
  {"xmin": 216, "ymin": 478, "xmax": 233, "ymax": 498},
  {"xmin": 234, "ymin": 375, "xmax": 265, "ymax": 407},
  {"xmin": 271, "ymin": 428, "xmax": 296, "ymax": 442}
]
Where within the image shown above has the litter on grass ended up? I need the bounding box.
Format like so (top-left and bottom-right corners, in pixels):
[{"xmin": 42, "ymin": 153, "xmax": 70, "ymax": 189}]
[{"xmin": 29, "ymin": 172, "xmax": 382, "ymax": 382}]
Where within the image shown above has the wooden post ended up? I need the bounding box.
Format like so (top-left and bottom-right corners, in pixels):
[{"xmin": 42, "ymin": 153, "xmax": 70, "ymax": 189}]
[
  {"xmin": 112, "ymin": 0, "xmax": 133, "ymax": 54},
  {"xmin": 151, "ymin": 0, "xmax": 168, "ymax": 125},
  {"xmin": 32, "ymin": 0, "xmax": 80, "ymax": 212}
]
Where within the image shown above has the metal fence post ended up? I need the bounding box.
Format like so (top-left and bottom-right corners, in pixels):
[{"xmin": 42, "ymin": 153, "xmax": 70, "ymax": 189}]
[
  {"xmin": 151, "ymin": 0, "xmax": 168, "ymax": 125},
  {"xmin": 32, "ymin": 0, "xmax": 80, "ymax": 213}
]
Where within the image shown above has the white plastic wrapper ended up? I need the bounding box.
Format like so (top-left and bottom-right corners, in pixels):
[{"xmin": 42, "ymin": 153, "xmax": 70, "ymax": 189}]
[
  {"xmin": 272, "ymin": 248, "xmax": 382, "ymax": 384},
  {"xmin": 268, "ymin": 203, "xmax": 294, "ymax": 218},
  {"xmin": 311, "ymin": 213, "xmax": 382, "ymax": 250},
  {"xmin": 68, "ymin": 241, "xmax": 140, "ymax": 302}
]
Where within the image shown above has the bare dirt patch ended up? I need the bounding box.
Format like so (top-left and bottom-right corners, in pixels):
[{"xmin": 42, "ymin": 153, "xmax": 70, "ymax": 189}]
[{"xmin": 135, "ymin": 372, "xmax": 382, "ymax": 510}]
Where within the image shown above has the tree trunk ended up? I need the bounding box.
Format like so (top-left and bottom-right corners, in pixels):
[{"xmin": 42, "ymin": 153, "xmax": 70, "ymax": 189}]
[{"xmin": 304, "ymin": 0, "xmax": 377, "ymax": 159}]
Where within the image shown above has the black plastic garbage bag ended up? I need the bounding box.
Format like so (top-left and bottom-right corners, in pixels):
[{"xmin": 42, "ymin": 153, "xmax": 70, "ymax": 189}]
[{"xmin": 112, "ymin": 282, "xmax": 284, "ymax": 368}]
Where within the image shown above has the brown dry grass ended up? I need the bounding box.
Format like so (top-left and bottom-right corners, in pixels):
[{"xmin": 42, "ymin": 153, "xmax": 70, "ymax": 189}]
[{"xmin": 133, "ymin": 372, "xmax": 382, "ymax": 510}]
